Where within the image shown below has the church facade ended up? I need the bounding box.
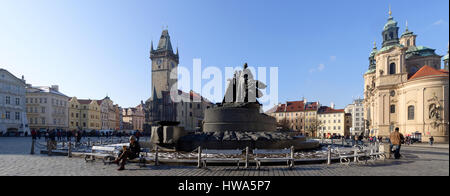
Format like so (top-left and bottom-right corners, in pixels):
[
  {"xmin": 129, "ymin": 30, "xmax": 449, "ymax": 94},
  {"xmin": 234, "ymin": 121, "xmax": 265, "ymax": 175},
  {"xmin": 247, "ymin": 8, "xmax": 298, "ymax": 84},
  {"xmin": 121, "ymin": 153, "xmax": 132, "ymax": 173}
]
[
  {"xmin": 363, "ymin": 9, "xmax": 449, "ymax": 142},
  {"xmin": 143, "ymin": 29, "xmax": 212, "ymax": 132}
]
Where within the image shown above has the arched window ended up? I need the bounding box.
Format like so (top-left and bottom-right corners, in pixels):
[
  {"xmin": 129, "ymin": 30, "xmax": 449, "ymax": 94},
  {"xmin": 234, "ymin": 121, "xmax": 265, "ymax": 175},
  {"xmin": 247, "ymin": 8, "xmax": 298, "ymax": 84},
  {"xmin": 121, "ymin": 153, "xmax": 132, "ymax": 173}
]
[
  {"xmin": 408, "ymin": 106, "xmax": 415, "ymax": 120},
  {"xmin": 389, "ymin": 63, "xmax": 396, "ymax": 75},
  {"xmin": 407, "ymin": 40, "xmax": 410, "ymax": 47},
  {"xmin": 389, "ymin": 32, "xmax": 394, "ymax": 39}
]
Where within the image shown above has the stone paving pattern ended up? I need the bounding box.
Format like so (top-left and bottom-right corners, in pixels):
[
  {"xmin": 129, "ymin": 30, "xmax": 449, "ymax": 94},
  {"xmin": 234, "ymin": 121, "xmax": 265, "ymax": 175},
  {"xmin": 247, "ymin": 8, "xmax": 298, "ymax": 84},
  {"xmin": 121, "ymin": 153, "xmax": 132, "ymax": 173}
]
[{"xmin": 0, "ymin": 137, "xmax": 448, "ymax": 176}]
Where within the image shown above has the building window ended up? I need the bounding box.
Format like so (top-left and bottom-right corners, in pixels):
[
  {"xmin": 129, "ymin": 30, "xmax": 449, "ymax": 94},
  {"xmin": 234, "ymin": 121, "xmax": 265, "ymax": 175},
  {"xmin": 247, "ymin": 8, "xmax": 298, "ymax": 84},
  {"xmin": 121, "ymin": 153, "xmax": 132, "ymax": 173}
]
[
  {"xmin": 5, "ymin": 111, "xmax": 10, "ymax": 119},
  {"xmin": 389, "ymin": 63, "xmax": 396, "ymax": 75},
  {"xmin": 41, "ymin": 107, "xmax": 45, "ymax": 113},
  {"xmin": 407, "ymin": 40, "xmax": 410, "ymax": 47},
  {"xmin": 42, "ymin": 118, "xmax": 45, "ymax": 124},
  {"xmin": 390, "ymin": 105, "xmax": 396, "ymax": 113},
  {"xmin": 15, "ymin": 112, "xmax": 20, "ymax": 120},
  {"xmin": 5, "ymin": 96, "xmax": 10, "ymax": 104},
  {"xmin": 16, "ymin": 98, "xmax": 20, "ymax": 105},
  {"xmin": 408, "ymin": 106, "xmax": 415, "ymax": 120}
]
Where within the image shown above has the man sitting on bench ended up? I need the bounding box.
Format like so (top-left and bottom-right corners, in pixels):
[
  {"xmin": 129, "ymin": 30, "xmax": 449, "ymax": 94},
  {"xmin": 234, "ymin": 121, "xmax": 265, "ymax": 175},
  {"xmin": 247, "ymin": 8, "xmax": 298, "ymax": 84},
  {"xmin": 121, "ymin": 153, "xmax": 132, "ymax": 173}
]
[{"xmin": 114, "ymin": 135, "xmax": 141, "ymax": 171}]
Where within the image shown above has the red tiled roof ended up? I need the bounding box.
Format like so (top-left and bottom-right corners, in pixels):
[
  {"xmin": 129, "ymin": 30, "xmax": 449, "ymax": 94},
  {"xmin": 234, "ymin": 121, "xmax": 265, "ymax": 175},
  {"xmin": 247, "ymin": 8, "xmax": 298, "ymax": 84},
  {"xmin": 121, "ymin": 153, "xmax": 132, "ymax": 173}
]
[
  {"xmin": 97, "ymin": 100, "xmax": 103, "ymax": 105},
  {"xmin": 275, "ymin": 104, "xmax": 286, "ymax": 112},
  {"xmin": 409, "ymin": 66, "xmax": 448, "ymax": 80},
  {"xmin": 318, "ymin": 106, "xmax": 344, "ymax": 114},
  {"xmin": 286, "ymin": 101, "xmax": 305, "ymax": 112}
]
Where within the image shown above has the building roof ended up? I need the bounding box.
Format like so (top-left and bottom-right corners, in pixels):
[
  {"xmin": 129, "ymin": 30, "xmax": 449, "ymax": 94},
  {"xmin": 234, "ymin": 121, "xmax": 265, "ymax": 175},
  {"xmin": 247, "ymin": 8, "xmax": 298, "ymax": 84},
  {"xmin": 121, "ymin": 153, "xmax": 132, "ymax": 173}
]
[
  {"xmin": 78, "ymin": 99, "xmax": 94, "ymax": 104},
  {"xmin": 318, "ymin": 106, "xmax": 345, "ymax": 114},
  {"xmin": 406, "ymin": 46, "xmax": 439, "ymax": 59},
  {"xmin": 26, "ymin": 86, "xmax": 68, "ymax": 97},
  {"xmin": 305, "ymin": 102, "xmax": 319, "ymax": 111},
  {"xmin": 156, "ymin": 30, "xmax": 173, "ymax": 52},
  {"xmin": 275, "ymin": 104, "xmax": 286, "ymax": 112},
  {"xmin": 408, "ymin": 65, "xmax": 449, "ymax": 81}
]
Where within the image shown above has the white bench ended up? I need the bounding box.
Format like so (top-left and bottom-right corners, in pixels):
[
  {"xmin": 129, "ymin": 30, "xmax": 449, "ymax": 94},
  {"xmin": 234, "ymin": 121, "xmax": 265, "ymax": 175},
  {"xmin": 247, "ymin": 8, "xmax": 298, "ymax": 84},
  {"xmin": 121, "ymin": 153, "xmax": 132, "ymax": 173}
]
[
  {"xmin": 84, "ymin": 146, "xmax": 118, "ymax": 163},
  {"xmin": 85, "ymin": 145, "xmax": 147, "ymax": 167},
  {"xmin": 253, "ymin": 147, "xmax": 294, "ymax": 170},
  {"xmin": 335, "ymin": 145, "xmax": 383, "ymax": 165},
  {"xmin": 200, "ymin": 149, "xmax": 243, "ymax": 169}
]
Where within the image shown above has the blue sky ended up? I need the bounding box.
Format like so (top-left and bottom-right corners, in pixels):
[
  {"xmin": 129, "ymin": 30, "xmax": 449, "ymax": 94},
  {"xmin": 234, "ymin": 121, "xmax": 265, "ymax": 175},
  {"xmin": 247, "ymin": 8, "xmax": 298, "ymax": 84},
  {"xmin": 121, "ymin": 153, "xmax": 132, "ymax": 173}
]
[{"xmin": 1, "ymin": 0, "xmax": 448, "ymax": 111}]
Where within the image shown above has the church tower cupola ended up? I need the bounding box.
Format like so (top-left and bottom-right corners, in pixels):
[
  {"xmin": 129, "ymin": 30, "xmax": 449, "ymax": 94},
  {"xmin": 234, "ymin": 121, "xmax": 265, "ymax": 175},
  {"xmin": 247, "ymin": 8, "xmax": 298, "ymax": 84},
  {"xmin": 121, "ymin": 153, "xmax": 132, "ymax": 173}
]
[
  {"xmin": 400, "ymin": 20, "xmax": 417, "ymax": 48},
  {"xmin": 382, "ymin": 6, "xmax": 400, "ymax": 48}
]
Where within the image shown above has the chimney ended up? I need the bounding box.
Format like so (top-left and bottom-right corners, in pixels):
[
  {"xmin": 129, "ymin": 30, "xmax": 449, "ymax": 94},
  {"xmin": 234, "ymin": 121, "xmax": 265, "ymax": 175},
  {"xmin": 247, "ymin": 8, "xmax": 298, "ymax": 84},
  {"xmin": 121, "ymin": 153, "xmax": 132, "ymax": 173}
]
[{"xmin": 51, "ymin": 85, "xmax": 59, "ymax": 92}]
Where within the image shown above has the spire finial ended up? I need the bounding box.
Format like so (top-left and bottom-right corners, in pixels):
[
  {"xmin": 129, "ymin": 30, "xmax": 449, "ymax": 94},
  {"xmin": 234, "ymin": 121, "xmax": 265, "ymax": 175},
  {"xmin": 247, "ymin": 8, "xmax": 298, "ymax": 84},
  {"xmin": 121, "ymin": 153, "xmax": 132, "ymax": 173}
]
[
  {"xmin": 373, "ymin": 41, "xmax": 377, "ymax": 49},
  {"xmin": 406, "ymin": 20, "xmax": 409, "ymax": 30},
  {"xmin": 389, "ymin": 5, "xmax": 392, "ymax": 16}
]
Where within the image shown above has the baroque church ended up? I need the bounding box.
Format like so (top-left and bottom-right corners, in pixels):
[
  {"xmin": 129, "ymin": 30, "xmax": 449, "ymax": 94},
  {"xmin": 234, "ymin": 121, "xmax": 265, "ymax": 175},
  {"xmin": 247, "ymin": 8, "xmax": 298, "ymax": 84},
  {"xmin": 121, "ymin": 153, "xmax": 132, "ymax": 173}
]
[
  {"xmin": 142, "ymin": 29, "xmax": 212, "ymax": 132},
  {"xmin": 363, "ymin": 9, "xmax": 449, "ymax": 142}
]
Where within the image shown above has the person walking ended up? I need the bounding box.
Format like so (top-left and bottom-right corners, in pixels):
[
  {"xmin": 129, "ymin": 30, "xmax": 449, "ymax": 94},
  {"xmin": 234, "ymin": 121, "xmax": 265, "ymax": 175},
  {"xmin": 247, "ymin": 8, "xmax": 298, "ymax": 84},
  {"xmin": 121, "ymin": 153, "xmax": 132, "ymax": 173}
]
[
  {"xmin": 31, "ymin": 129, "xmax": 37, "ymax": 140},
  {"xmin": 429, "ymin": 136, "xmax": 434, "ymax": 146},
  {"xmin": 390, "ymin": 127, "xmax": 404, "ymax": 159}
]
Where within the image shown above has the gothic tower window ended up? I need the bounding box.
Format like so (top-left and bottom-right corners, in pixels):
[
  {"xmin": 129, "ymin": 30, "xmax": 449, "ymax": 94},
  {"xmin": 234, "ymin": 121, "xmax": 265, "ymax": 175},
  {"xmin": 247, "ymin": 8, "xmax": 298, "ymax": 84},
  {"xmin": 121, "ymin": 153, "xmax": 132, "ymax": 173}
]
[
  {"xmin": 407, "ymin": 40, "xmax": 410, "ymax": 47},
  {"xmin": 408, "ymin": 105, "xmax": 415, "ymax": 120},
  {"xmin": 389, "ymin": 63, "xmax": 396, "ymax": 75}
]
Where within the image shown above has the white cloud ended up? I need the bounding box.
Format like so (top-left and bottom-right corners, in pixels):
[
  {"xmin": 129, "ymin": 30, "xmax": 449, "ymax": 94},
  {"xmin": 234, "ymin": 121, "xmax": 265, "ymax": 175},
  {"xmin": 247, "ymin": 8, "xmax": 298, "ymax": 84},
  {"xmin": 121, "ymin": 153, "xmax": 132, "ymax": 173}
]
[
  {"xmin": 318, "ymin": 64, "xmax": 325, "ymax": 71},
  {"xmin": 432, "ymin": 19, "xmax": 445, "ymax": 26},
  {"xmin": 330, "ymin": 56, "xmax": 337, "ymax": 61},
  {"xmin": 309, "ymin": 64, "xmax": 325, "ymax": 73}
]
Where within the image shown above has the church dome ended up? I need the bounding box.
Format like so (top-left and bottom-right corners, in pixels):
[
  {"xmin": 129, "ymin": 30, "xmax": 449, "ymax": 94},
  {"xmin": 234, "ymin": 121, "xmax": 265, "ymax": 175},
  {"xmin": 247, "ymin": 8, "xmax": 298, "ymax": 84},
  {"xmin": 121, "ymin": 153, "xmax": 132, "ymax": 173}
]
[{"xmin": 384, "ymin": 16, "xmax": 398, "ymax": 30}]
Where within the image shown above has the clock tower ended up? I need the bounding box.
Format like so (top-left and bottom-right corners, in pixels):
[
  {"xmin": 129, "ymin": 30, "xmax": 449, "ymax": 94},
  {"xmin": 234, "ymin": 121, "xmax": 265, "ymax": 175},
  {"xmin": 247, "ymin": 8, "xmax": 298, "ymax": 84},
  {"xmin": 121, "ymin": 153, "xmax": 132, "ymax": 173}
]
[{"xmin": 150, "ymin": 29, "xmax": 179, "ymax": 100}]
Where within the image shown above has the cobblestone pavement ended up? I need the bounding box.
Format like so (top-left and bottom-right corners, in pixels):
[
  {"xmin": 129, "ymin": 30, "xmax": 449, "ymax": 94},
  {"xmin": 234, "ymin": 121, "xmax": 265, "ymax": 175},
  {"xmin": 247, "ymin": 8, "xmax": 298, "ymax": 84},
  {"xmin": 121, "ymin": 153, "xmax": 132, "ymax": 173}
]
[{"xmin": 0, "ymin": 137, "xmax": 448, "ymax": 176}]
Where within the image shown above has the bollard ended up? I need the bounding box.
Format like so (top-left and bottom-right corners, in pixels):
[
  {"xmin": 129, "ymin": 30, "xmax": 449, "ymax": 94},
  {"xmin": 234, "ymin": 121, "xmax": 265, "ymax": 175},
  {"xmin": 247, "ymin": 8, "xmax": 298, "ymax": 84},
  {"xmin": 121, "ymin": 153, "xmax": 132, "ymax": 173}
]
[
  {"xmin": 154, "ymin": 146, "xmax": 159, "ymax": 166},
  {"xmin": 30, "ymin": 139, "xmax": 35, "ymax": 155},
  {"xmin": 327, "ymin": 145, "xmax": 331, "ymax": 165},
  {"xmin": 245, "ymin": 147, "xmax": 249, "ymax": 169},
  {"xmin": 353, "ymin": 145, "xmax": 358, "ymax": 162},
  {"xmin": 68, "ymin": 141, "xmax": 72, "ymax": 158},
  {"xmin": 47, "ymin": 140, "xmax": 52, "ymax": 156},
  {"xmin": 290, "ymin": 146, "xmax": 295, "ymax": 167},
  {"xmin": 197, "ymin": 146, "xmax": 202, "ymax": 168}
]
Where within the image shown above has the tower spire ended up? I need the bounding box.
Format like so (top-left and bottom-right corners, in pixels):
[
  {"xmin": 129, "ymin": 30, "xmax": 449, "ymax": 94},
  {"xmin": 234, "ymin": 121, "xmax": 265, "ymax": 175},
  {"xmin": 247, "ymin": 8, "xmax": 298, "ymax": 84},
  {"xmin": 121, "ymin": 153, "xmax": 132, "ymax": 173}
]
[
  {"xmin": 151, "ymin": 40, "xmax": 154, "ymax": 52},
  {"xmin": 389, "ymin": 5, "xmax": 392, "ymax": 17}
]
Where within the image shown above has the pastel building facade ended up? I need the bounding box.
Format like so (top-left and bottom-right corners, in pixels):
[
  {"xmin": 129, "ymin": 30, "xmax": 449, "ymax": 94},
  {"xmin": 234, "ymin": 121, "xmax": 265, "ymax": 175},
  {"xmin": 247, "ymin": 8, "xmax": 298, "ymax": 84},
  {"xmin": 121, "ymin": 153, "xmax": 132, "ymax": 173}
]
[
  {"xmin": 0, "ymin": 69, "xmax": 28, "ymax": 135},
  {"xmin": 26, "ymin": 85, "xmax": 69, "ymax": 132}
]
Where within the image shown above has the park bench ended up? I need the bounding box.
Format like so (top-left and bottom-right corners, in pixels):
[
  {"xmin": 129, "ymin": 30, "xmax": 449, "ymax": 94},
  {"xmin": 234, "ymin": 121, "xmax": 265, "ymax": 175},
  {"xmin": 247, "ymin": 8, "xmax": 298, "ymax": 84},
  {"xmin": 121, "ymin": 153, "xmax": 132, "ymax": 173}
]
[
  {"xmin": 84, "ymin": 146, "xmax": 118, "ymax": 164},
  {"xmin": 200, "ymin": 149, "xmax": 243, "ymax": 169},
  {"xmin": 85, "ymin": 144, "xmax": 147, "ymax": 167},
  {"xmin": 334, "ymin": 144, "xmax": 383, "ymax": 165},
  {"xmin": 253, "ymin": 147, "xmax": 294, "ymax": 170}
]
